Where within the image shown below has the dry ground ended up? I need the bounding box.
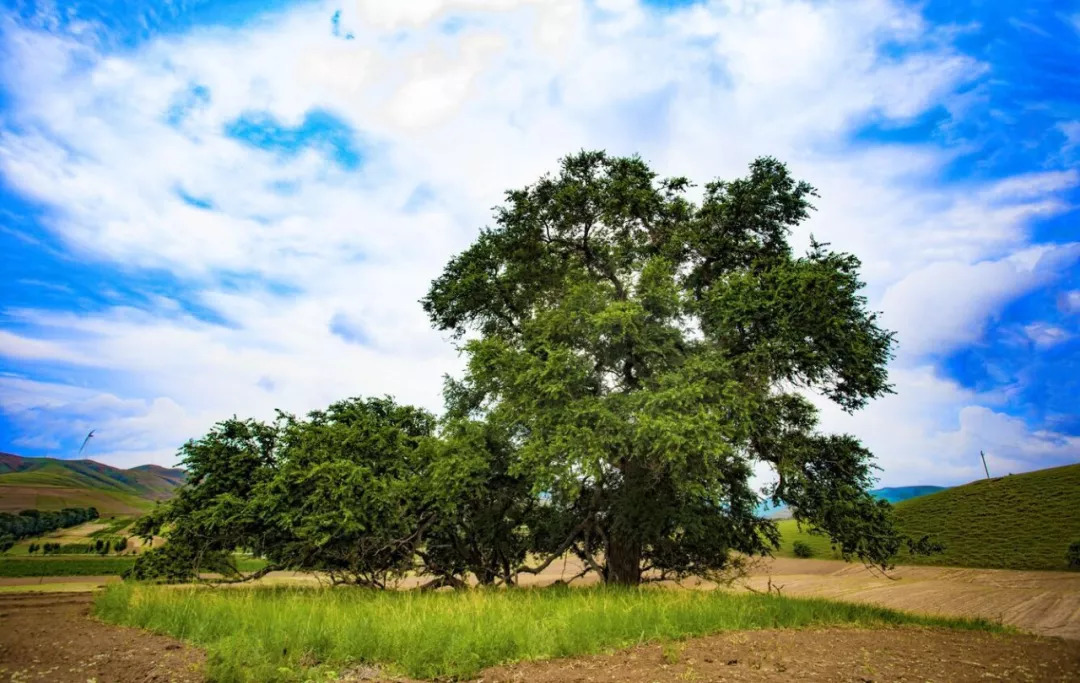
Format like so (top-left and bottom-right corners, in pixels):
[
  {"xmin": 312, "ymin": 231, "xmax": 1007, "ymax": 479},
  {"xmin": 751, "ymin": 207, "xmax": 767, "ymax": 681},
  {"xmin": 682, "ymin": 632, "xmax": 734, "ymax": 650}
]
[
  {"xmin": 476, "ymin": 628, "xmax": 1080, "ymax": 682},
  {"xmin": 0, "ymin": 592, "xmax": 203, "ymax": 682},
  {"xmin": 737, "ymin": 557, "xmax": 1080, "ymax": 640}
]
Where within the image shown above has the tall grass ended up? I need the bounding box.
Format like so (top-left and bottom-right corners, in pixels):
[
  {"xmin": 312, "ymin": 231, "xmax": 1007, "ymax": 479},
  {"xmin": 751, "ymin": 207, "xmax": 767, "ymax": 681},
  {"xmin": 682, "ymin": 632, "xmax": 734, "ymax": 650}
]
[{"xmin": 95, "ymin": 583, "xmax": 1004, "ymax": 681}]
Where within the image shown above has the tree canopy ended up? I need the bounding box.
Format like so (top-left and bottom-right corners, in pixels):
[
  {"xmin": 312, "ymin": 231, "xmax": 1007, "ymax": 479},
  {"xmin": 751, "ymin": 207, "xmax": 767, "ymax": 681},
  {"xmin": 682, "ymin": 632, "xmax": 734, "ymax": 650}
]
[
  {"xmin": 132, "ymin": 151, "xmax": 919, "ymax": 586},
  {"xmin": 423, "ymin": 151, "xmax": 898, "ymax": 584}
]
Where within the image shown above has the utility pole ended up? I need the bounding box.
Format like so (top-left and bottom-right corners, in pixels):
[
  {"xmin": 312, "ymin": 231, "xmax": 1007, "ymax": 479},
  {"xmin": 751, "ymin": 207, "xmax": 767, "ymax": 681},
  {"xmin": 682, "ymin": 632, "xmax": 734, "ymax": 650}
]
[{"xmin": 980, "ymin": 450, "xmax": 990, "ymax": 480}]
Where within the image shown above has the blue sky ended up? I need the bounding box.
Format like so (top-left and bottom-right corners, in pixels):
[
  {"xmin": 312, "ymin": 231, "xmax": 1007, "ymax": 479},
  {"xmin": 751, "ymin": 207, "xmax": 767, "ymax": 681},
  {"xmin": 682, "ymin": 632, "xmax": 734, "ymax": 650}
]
[{"xmin": 0, "ymin": 0, "xmax": 1078, "ymax": 486}]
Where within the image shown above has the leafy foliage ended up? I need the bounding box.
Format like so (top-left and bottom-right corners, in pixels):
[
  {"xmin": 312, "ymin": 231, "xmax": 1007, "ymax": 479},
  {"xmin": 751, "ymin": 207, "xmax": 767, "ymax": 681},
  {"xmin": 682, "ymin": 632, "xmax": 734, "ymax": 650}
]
[
  {"xmin": 792, "ymin": 540, "xmax": 814, "ymax": 558},
  {"xmin": 130, "ymin": 397, "xmax": 448, "ymax": 585},
  {"xmin": 423, "ymin": 151, "xmax": 901, "ymax": 583},
  {"xmin": 1067, "ymin": 541, "xmax": 1080, "ymax": 569}
]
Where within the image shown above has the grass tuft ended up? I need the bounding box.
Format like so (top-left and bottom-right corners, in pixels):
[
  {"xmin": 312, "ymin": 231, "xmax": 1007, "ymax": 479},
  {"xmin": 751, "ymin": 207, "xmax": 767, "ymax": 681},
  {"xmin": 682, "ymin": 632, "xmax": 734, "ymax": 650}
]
[{"xmin": 95, "ymin": 583, "xmax": 1005, "ymax": 682}]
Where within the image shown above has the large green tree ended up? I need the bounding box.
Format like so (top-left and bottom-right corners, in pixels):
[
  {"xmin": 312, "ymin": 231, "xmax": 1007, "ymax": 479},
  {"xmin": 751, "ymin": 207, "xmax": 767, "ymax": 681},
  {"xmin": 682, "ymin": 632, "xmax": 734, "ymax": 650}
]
[{"xmin": 424, "ymin": 151, "xmax": 900, "ymax": 585}]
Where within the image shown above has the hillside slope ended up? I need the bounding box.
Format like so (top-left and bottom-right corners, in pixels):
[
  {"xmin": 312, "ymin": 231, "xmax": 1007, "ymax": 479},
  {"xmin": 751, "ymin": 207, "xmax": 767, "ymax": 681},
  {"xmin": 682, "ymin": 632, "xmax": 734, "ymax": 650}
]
[
  {"xmin": 0, "ymin": 453, "xmax": 185, "ymax": 514},
  {"xmin": 894, "ymin": 463, "xmax": 1080, "ymax": 571}
]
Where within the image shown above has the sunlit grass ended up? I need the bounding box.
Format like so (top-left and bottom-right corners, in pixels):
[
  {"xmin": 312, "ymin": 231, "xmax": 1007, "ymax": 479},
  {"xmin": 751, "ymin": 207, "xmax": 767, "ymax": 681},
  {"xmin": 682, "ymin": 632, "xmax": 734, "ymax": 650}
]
[{"xmin": 95, "ymin": 582, "xmax": 1006, "ymax": 681}]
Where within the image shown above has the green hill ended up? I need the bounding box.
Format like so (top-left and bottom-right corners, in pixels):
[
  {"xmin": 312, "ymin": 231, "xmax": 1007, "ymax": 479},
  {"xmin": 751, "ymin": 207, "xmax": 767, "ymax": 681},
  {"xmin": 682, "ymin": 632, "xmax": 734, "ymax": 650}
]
[
  {"xmin": 0, "ymin": 453, "xmax": 186, "ymax": 514},
  {"xmin": 892, "ymin": 463, "xmax": 1080, "ymax": 571}
]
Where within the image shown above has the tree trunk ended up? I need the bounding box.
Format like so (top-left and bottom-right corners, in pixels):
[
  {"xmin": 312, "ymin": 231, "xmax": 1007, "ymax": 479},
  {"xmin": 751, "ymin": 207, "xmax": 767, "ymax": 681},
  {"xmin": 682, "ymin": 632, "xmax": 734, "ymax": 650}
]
[{"xmin": 605, "ymin": 529, "xmax": 642, "ymax": 586}]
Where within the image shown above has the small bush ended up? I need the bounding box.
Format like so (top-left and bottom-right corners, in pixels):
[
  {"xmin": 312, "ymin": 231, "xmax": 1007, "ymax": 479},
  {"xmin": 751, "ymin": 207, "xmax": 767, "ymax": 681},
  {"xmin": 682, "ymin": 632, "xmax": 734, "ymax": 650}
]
[
  {"xmin": 792, "ymin": 540, "xmax": 815, "ymax": 558},
  {"xmin": 1067, "ymin": 541, "xmax": 1080, "ymax": 569}
]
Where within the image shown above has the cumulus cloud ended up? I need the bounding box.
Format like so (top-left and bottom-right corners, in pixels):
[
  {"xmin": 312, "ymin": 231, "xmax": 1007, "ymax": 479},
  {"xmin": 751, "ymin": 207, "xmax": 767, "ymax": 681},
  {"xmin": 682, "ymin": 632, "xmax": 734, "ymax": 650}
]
[
  {"xmin": 0, "ymin": 0, "xmax": 1077, "ymax": 482},
  {"xmin": 880, "ymin": 243, "xmax": 1080, "ymax": 359}
]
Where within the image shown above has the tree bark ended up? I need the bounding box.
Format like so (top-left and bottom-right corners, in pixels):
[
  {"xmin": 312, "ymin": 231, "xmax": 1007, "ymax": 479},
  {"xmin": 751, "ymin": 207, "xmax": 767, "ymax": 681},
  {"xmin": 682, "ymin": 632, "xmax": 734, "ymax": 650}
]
[{"xmin": 605, "ymin": 528, "xmax": 642, "ymax": 586}]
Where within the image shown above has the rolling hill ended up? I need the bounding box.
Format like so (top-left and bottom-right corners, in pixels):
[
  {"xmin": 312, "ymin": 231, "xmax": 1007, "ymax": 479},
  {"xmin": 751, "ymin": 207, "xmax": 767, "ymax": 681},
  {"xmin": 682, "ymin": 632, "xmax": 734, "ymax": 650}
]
[
  {"xmin": 892, "ymin": 463, "xmax": 1080, "ymax": 571},
  {"xmin": 0, "ymin": 453, "xmax": 186, "ymax": 514}
]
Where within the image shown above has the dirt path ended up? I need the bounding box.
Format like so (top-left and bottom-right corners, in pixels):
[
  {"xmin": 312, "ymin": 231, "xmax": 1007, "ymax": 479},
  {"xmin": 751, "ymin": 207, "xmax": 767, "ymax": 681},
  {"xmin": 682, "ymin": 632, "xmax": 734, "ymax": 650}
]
[
  {"xmin": 476, "ymin": 627, "xmax": 1080, "ymax": 682},
  {"xmin": 737, "ymin": 558, "xmax": 1080, "ymax": 640},
  {"xmin": 0, "ymin": 592, "xmax": 203, "ymax": 682}
]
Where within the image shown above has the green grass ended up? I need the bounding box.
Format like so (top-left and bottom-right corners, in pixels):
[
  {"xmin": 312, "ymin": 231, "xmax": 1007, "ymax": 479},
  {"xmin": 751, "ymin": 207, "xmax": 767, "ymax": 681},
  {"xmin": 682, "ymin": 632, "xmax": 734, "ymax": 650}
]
[
  {"xmin": 774, "ymin": 520, "xmax": 842, "ymax": 560},
  {"xmin": 892, "ymin": 463, "xmax": 1080, "ymax": 571},
  {"xmin": 89, "ymin": 516, "xmax": 135, "ymax": 538},
  {"xmin": 0, "ymin": 555, "xmax": 265, "ymax": 577},
  {"xmin": 95, "ymin": 583, "xmax": 1005, "ymax": 682},
  {"xmin": 772, "ymin": 464, "xmax": 1080, "ymax": 570},
  {"xmin": 0, "ymin": 556, "xmax": 137, "ymax": 577}
]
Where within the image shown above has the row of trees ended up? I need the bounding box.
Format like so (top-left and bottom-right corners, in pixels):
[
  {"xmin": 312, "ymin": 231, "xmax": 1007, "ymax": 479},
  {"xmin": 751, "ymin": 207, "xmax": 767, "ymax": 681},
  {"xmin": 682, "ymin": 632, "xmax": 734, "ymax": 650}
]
[
  {"xmin": 28, "ymin": 537, "xmax": 128, "ymax": 555},
  {"xmin": 132, "ymin": 152, "xmax": 936, "ymax": 586},
  {"xmin": 0, "ymin": 507, "xmax": 100, "ymax": 552}
]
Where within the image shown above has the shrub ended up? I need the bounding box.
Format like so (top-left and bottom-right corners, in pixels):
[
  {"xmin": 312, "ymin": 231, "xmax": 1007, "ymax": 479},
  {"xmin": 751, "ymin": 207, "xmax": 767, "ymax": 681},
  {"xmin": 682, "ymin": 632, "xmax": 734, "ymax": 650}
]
[
  {"xmin": 1067, "ymin": 540, "xmax": 1080, "ymax": 569},
  {"xmin": 793, "ymin": 540, "xmax": 815, "ymax": 558}
]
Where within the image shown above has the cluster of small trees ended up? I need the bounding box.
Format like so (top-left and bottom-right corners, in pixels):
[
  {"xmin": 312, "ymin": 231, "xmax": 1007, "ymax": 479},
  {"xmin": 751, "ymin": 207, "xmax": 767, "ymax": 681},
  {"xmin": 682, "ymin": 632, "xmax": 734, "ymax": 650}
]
[
  {"xmin": 0, "ymin": 507, "xmax": 100, "ymax": 552},
  {"xmin": 132, "ymin": 152, "xmax": 934, "ymax": 586}
]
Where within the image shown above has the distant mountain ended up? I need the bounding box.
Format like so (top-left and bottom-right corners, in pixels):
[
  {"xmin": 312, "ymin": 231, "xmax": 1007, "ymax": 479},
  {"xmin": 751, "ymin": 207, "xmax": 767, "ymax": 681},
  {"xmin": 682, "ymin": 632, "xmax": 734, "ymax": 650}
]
[
  {"xmin": 0, "ymin": 452, "xmax": 186, "ymax": 514},
  {"xmin": 758, "ymin": 484, "xmax": 946, "ymax": 519},
  {"xmin": 872, "ymin": 485, "xmax": 946, "ymax": 504}
]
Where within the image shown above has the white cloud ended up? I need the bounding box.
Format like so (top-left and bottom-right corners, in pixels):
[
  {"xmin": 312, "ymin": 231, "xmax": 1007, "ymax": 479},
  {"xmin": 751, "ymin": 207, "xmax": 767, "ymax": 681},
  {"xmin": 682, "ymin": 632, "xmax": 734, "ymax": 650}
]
[
  {"xmin": 880, "ymin": 243, "xmax": 1080, "ymax": 358},
  {"xmin": 1061, "ymin": 290, "xmax": 1080, "ymax": 314},
  {"xmin": 0, "ymin": 0, "xmax": 1077, "ymax": 478},
  {"xmin": 815, "ymin": 368, "xmax": 1079, "ymax": 486},
  {"xmin": 1023, "ymin": 322, "xmax": 1071, "ymax": 349}
]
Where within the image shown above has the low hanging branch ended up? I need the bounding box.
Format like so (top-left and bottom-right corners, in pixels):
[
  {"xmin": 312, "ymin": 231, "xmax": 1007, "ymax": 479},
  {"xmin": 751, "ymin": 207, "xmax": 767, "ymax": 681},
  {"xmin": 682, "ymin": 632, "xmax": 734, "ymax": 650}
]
[
  {"xmin": 202, "ymin": 563, "xmax": 282, "ymax": 585},
  {"xmin": 514, "ymin": 515, "xmax": 594, "ymax": 576}
]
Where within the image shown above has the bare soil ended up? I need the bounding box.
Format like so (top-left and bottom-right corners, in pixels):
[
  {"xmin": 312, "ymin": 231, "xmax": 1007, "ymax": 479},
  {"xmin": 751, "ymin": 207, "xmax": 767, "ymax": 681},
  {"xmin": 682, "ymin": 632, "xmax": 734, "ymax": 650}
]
[
  {"xmin": 738, "ymin": 557, "xmax": 1080, "ymax": 640},
  {"xmin": 0, "ymin": 592, "xmax": 203, "ymax": 682},
  {"xmin": 476, "ymin": 627, "xmax": 1080, "ymax": 682}
]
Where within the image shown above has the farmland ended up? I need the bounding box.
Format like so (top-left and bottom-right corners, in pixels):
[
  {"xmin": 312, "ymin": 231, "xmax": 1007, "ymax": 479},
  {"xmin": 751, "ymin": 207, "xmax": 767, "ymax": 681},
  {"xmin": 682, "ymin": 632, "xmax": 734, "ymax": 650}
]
[{"xmin": 94, "ymin": 583, "xmax": 1006, "ymax": 681}]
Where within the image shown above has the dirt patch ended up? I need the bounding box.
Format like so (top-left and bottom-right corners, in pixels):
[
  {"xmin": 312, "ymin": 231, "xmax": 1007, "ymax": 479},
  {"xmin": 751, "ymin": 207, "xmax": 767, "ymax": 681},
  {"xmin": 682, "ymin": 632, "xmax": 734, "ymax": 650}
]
[
  {"xmin": 478, "ymin": 627, "xmax": 1080, "ymax": 682},
  {"xmin": 0, "ymin": 574, "xmax": 121, "ymax": 587},
  {"xmin": 738, "ymin": 557, "xmax": 1080, "ymax": 640},
  {"xmin": 0, "ymin": 591, "xmax": 204, "ymax": 682}
]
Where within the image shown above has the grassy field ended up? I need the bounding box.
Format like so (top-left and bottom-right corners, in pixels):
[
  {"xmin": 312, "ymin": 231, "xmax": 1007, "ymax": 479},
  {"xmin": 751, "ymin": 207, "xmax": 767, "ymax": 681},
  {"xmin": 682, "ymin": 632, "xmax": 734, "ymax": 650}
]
[
  {"xmin": 89, "ymin": 516, "xmax": 135, "ymax": 538},
  {"xmin": 893, "ymin": 463, "xmax": 1080, "ymax": 571},
  {"xmin": 0, "ymin": 556, "xmax": 137, "ymax": 577},
  {"xmin": 0, "ymin": 555, "xmax": 266, "ymax": 577},
  {"xmin": 773, "ymin": 520, "xmax": 842, "ymax": 560},
  {"xmin": 95, "ymin": 583, "xmax": 1005, "ymax": 682},
  {"xmin": 772, "ymin": 464, "xmax": 1080, "ymax": 570},
  {"xmin": 3, "ymin": 518, "xmax": 136, "ymax": 555}
]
